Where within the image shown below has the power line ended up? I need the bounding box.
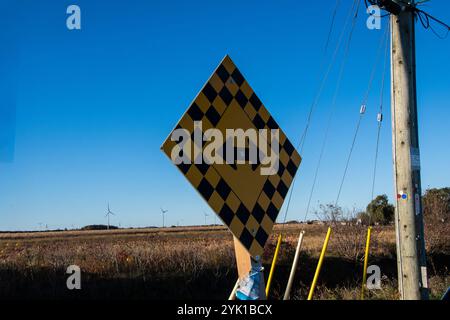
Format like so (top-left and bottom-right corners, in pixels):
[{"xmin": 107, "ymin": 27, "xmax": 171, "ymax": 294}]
[
  {"xmin": 370, "ymin": 21, "xmax": 390, "ymax": 204},
  {"xmin": 365, "ymin": 0, "xmax": 450, "ymax": 38},
  {"xmin": 279, "ymin": 0, "xmax": 357, "ymax": 227},
  {"xmin": 325, "ymin": 0, "xmax": 342, "ymax": 52},
  {"xmin": 303, "ymin": 0, "xmax": 361, "ymax": 222},
  {"xmin": 335, "ymin": 21, "xmax": 389, "ymax": 207},
  {"xmin": 416, "ymin": 8, "xmax": 450, "ymax": 39},
  {"xmin": 297, "ymin": 0, "xmax": 359, "ymax": 154}
]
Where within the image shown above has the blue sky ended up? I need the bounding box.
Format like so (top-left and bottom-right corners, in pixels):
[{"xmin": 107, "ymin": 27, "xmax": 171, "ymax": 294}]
[{"xmin": 0, "ymin": 0, "xmax": 449, "ymax": 231}]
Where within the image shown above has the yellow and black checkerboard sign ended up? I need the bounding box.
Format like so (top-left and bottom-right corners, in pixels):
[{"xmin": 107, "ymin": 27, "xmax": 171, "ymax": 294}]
[{"xmin": 161, "ymin": 55, "xmax": 301, "ymax": 256}]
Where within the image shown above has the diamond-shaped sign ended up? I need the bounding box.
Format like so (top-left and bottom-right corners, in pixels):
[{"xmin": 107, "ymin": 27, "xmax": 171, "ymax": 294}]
[{"xmin": 161, "ymin": 55, "xmax": 301, "ymax": 256}]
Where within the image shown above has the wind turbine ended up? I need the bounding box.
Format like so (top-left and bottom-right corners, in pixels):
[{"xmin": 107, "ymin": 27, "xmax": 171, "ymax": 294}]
[
  {"xmin": 105, "ymin": 203, "xmax": 116, "ymax": 230},
  {"xmin": 160, "ymin": 207, "xmax": 168, "ymax": 228},
  {"xmin": 203, "ymin": 211, "xmax": 209, "ymax": 226}
]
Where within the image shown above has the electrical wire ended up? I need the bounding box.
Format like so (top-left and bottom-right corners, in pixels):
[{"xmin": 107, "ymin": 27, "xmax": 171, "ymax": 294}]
[
  {"xmin": 297, "ymin": 0, "xmax": 359, "ymax": 154},
  {"xmin": 365, "ymin": 0, "xmax": 450, "ymax": 38},
  {"xmin": 279, "ymin": 0, "xmax": 352, "ymax": 227},
  {"xmin": 335, "ymin": 21, "xmax": 389, "ymax": 207},
  {"xmin": 325, "ymin": 0, "xmax": 342, "ymax": 53},
  {"xmin": 281, "ymin": 0, "xmax": 449, "ymax": 226},
  {"xmin": 415, "ymin": 8, "xmax": 450, "ymax": 39},
  {"xmin": 370, "ymin": 22, "xmax": 390, "ymax": 203},
  {"xmin": 368, "ymin": 21, "xmax": 390, "ymax": 227},
  {"xmin": 303, "ymin": 0, "xmax": 361, "ymax": 222}
]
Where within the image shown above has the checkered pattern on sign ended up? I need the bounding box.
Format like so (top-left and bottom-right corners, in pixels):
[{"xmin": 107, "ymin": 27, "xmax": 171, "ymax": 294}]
[{"xmin": 162, "ymin": 55, "xmax": 301, "ymax": 257}]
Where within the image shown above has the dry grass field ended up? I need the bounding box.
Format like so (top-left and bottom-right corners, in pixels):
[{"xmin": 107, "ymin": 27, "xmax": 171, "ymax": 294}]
[{"xmin": 0, "ymin": 223, "xmax": 448, "ymax": 300}]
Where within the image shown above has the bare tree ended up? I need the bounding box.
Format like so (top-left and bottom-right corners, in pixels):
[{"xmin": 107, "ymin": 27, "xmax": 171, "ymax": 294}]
[{"xmin": 314, "ymin": 203, "xmax": 374, "ymax": 262}]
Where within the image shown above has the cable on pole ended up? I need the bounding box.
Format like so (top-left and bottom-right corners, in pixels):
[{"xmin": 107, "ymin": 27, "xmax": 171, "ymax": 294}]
[
  {"xmin": 365, "ymin": 0, "xmax": 450, "ymax": 39},
  {"xmin": 370, "ymin": 20, "xmax": 390, "ymax": 204},
  {"xmin": 415, "ymin": 7, "xmax": 450, "ymax": 39},
  {"xmin": 335, "ymin": 20, "xmax": 390, "ymax": 207},
  {"xmin": 325, "ymin": 0, "xmax": 342, "ymax": 53},
  {"xmin": 302, "ymin": 0, "xmax": 361, "ymax": 222},
  {"xmin": 278, "ymin": 0, "xmax": 354, "ymax": 228},
  {"xmin": 297, "ymin": 0, "xmax": 359, "ymax": 155}
]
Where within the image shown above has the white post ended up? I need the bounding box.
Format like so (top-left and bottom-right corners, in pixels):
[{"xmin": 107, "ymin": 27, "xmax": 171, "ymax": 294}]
[
  {"xmin": 228, "ymin": 279, "xmax": 240, "ymax": 300},
  {"xmin": 283, "ymin": 231, "xmax": 305, "ymax": 300}
]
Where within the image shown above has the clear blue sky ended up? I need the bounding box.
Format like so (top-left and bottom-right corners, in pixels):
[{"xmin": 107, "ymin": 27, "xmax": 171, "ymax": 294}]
[{"xmin": 0, "ymin": 0, "xmax": 449, "ymax": 231}]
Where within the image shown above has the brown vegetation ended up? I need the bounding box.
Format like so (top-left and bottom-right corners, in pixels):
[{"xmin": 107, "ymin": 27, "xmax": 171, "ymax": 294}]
[{"xmin": 0, "ymin": 223, "xmax": 448, "ymax": 300}]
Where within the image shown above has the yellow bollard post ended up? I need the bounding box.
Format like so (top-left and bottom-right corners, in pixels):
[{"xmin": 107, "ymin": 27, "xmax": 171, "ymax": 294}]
[
  {"xmin": 360, "ymin": 226, "xmax": 372, "ymax": 300},
  {"xmin": 265, "ymin": 234, "xmax": 282, "ymax": 297},
  {"xmin": 307, "ymin": 227, "xmax": 331, "ymax": 300}
]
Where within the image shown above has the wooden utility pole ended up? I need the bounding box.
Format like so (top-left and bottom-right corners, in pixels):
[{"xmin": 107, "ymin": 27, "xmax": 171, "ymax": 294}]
[{"xmin": 390, "ymin": 2, "xmax": 429, "ymax": 300}]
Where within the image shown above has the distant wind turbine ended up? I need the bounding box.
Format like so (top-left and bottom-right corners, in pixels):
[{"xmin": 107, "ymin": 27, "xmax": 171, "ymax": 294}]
[
  {"xmin": 105, "ymin": 203, "xmax": 116, "ymax": 230},
  {"xmin": 160, "ymin": 207, "xmax": 168, "ymax": 228},
  {"xmin": 203, "ymin": 211, "xmax": 209, "ymax": 226}
]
